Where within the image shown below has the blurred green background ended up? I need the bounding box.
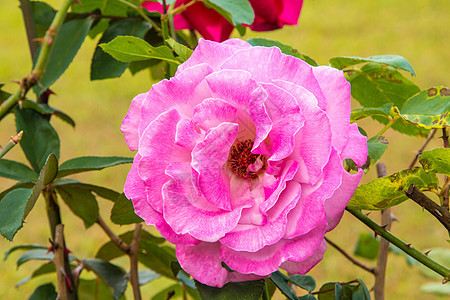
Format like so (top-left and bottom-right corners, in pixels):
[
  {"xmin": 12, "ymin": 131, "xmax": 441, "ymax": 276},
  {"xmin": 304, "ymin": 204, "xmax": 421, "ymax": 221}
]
[{"xmin": 0, "ymin": 0, "xmax": 449, "ymax": 299}]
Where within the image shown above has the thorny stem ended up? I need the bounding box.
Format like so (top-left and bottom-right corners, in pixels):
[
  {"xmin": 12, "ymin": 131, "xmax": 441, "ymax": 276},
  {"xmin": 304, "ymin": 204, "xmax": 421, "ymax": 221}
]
[
  {"xmin": 376, "ymin": 117, "xmax": 399, "ymax": 136},
  {"xmin": 54, "ymin": 224, "xmax": 68, "ymax": 300},
  {"xmin": 442, "ymin": 128, "xmax": 449, "ymax": 209},
  {"xmin": 374, "ymin": 163, "xmax": 391, "ymax": 300},
  {"xmin": 115, "ymin": 0, "xmax": 161, "ymax": 33},
  {"xmin": 96, "ymin": 216, "xmax": 130, "ymax": 253},
  {"xmin": 0, "ymin": 0, "xmax": 73, "ymax": 120},
  {"xmin": 129, "ymin": 224, "xmax": 143, "ymax": 300},
  {"xmin": 161, "ymin": 0, "xmax": 170, "ymax": 41},
  {"xmin": 347, "ymin": 208, "xmax": 450, "ymax": 281},
  {"xmin": 408, "ymin": 129, "xmax": 437, "ymax": 169},
  {"xmin": 324, "ymin": 237, "xmax": 375, "ymax": 274},
  {"xmin": 0, "ymin": 131, "xmax": 23, "ymax": 158}
]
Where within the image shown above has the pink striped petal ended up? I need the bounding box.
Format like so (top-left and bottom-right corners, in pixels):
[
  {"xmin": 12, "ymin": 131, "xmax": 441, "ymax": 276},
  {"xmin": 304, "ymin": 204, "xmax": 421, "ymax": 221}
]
[
  {"xmin": 121, "ymin": 92, "xmax": 146, "ymax": 151},
  {"xmin": 175, "ymin": 119, "xmax": 202, "ymax": 150},
  {"xmin": 280, "ymin": 239, "xmax": 326, "ymax": 275},
  {"xmin": 192, "ymin": 98, "xmax": 238, "ymax": 131},
  {"xmin": 341, "ymin": 123, "xmax": 368, "ymax": 167}
]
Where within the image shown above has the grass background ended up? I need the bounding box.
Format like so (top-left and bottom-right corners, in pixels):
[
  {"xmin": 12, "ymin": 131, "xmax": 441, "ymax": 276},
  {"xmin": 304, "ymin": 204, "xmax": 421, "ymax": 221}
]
[{"xmin": 0, "ymin": 0, "xmax": 449, "ymax": 299}]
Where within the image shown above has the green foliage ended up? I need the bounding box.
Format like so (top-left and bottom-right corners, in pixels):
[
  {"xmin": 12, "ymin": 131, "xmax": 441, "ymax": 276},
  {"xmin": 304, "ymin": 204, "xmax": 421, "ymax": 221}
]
[
  {"xmin": 57, "ymin": 156, "xmax": 133, "ymax": 178},
  {"xmin": 34, "ymin": 17, "xmax": 94, "ymax": 96},
  {"xmin": 350, "ymin": 104, "xmax": 392, "ymax": 122},
  {"xmin": 166, "ymin": 38, "xmax": 194, "ymax": 62},
  {"xmin": 56, "ymin": 185, "xmax": 99, "ymax": 228},
  {"xmin": 0, "ymin": 159, "xmax": 38, "ymax": 182},
  {"xmin": 91, "ymin": 19, "xmax": 150, "ymax": 80},
  {"xmin": 16, "ymin": 262, "xmax": 56, "ymax": 287},
  {"xmin": 137, "ymin": 269, "xmax": 160, "ymax": 286},
  {"xmin": 138, "ymin": 244, "xmax": 177, "ymax": 278},
  {"xmin": 397, "ymin": 87, "xmax": 449, "ymax": 129},
  {"xmin": 318, "ymin": 280, "xmax": 370, "ymax": 300},
  {"xmin": 78, "ymin": 279, "xmax": 126, "ymax": 300},
  {"xmin": 28, "ymin": 283, "xmax": 57, "ymax": 300},
  {"xmin": 82, "ymin": 258, "xmax": 128, "ymax": 299},
  {"xmin": 21, "ymin": 100, "xmax": 75, "ymax": 127},
  {"xmin": 31, "ymin": 1, "xmax": 56, "ymax": 37},
  {"xmin": 330, "ymin": 55, "xmax": 415, "ymax": 75},
  {"xmin": 419, "ymin": 148, "xmax": 450, "ymax": 176},
  {"xmin": 247, "ymin": 38, "xmax": 318, "ymax": 66},
  {"xmin": 348, "ymin": 167, "xmax": 439, "ymax": 210},
  {"xmin": 110, "ymin": 194, "xmax": 143, "ymax": 225},
  {"xmin": 366, "ymin": 135, "xmax": 389, "ymax": 166},
  {"xmin": 15, "ymin": 108, "xmax": 60, "ymax": 173},
  {"xmin": 4, "ymin": 244, "xmax": 47, "ymax": 261},
  {"xmin": 16, "ymin": 249, "xmax": 53, "ymax": 268},
  {"xmin": 270, "ymin": 271, "xmax": 299, "ymax": 300},
  {"xmin": 195, "ymin": 279, "xmax": 265, "ymax": 300},
  {"xmin": 421, "ymin": 283, "xmax": 450, "ymax": 295},
  {"xmin": 53, "ymin": 180, "xmax": 121, "ymax": 202},
  {"xmin": 353, "ymin": 233, "xmax": 379, "ymax": 260},
  {"xmin": 205, "ymin": 0, "xmax": 255, "ymax": 25},
  {"xmin": 100, "ymin": 36, "xmax": 178, "ymax": 64},
  {"xmin": 288, "ymin": 274, "xmax": 316, "ymax": 292}
]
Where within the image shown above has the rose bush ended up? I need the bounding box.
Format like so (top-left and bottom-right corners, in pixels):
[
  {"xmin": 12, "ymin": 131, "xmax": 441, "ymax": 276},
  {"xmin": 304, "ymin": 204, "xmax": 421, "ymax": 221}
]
[
  {"xmin": 141, "ymin": 0, "xmax": 304, "ymax": 41},
  {"xmin": 122, "ymin": 39, "xmax": 367, "ymax": 287}
]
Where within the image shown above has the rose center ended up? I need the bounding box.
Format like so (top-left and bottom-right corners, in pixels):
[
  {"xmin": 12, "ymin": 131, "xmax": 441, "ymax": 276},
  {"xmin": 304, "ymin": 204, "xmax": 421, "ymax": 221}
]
[{"xmin": 228, "ymin": 139, "xmax": 268, "ymax": 179}]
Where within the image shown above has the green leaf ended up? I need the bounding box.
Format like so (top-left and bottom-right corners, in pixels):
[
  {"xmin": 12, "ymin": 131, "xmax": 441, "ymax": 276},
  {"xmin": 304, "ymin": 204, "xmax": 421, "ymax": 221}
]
[
  {"xmin": 418, "ymin": 248, "xmax": 450, "ymax": 280},
  {"xmin": 354, "ymin": 279, "xmax": 371, "ymax": 300},
  {"xmin": 350, "ymin": 104, "xmax": 393, "ymax": 122},
  {"xmin": 318, "ymin": 281, "xmax": 370, "ymax": 300},
  {"xmin": 421, "ymin": 282, "xmax": 450, "ymax": 295},
  {"xmin": 56, "ymin": 186, "xmax": 99, "ymax": 228},
  {"xmin": 419, "ymin": 148, "xmax": 450, "ymax": 176},
  {"xmin": 288, "ymin": 275, "xmax": 316, "ymax": 292},
  {"xmin": 348, "ymin": 167, "xmax": 439, "ymax": 210},
  {"xmin": 28, "ymin": 283, "xmax": 57, "ymax": 300},
  {"xmin": 34, "ymin": 17, "xmax": 94, "ymax": 96},
  {"xmin": 151, "ymin": 284, "xmax": 183, "ymax": 300},
  {"xmin": 317, "ymin": 283, "xmax": 339, "ymax": 300},
  {"xmin": 21, "ymin": 100, "xmax": 75, "ymax": 127},
  {"xmin": 82, "ymin": 258, "xmax": 128, "ymax": 300},
  {"xmin": 206, "ymin": 0, "xmax": 255, "ymax": 25},
  {"xmin": 72, "ymin": 0, "xmax": 128, "ymax": 16},
  {"xmin": 78, "ymin": 278, "xmax": 126, "ymax": 300},
  {"xmin": 166, "ymin": 38, "xmax": 193, "ymax": 62},
  {"xmin": 195, "ymin": 279, "xmax": 265, "ymax": 300},
  {"xmin": 367, "ymin": 135, "xmax": 389, "ymax": 166},
  {"xmin": 330, "ymin": 55, "xmax": 415, "ymax": 75},
  {"xmin": 138, "ymin": 269, "xmax": 160, "ymax": 286},
  {"xmin": 128, "ymin": 59, "xmax": 162, "ymax": 75},
  {"xmin": 354, "ymin": 233, "xmax": 379, "ymax": 260},
  {"xmin": 96, "ymin": 229, "xmax": 164, "ymax": 261},
  {"xmin": 138, "ymin": 244, "xmax": 177, "ymax": 278},
  {"xmin": 15, "ymin": 108, "xmax": 60, "ymax": 173},
  {"xmin": 100, "ymin": 36, "xmax": 179, "ymax": 64},
  {"xmin": 347, "ymin": 63, "xmax": 427, "ymax": 137},
  {"xmin": 57, "ymin": 156, "xmax": 132, "ymax": 178},
  {"xmin": 17, "ymin": 249, "xmax": 53, "ymax": 268},
  {"xmin": 0, "ymin": 159, "xmax": 38, "ymax": 181},
  {"xmin": 16, "ymin": 262, "xmax": 56, "ymax": 287},
  {"xmin": 53, "ymin": 180, "xmax": 120, "ymax": 202},
  {"xmin": 171, "ymin": 261, "xmax": 196, "ymax": 290},
  {"xmin": 111, "ymin": 194, "xmax": 143, "ymax": 225},
  {"xmin": 247, "ymin": 38, "xmax": 318, "ymax": 66},
  {"xmin": 299, "ymin": 295, "xmax": 316, "ymax": 300},
  {"xmin": 31, "ymin": 1, "xmax": 56, "ymax": 37},
  {"xmin": 91, "ymin": 19, "xmax": 150, "ymax": 80},
  {"xmin": 4, "ymin": 244, "xmax": 47, "ymax": 261},
  {"xmin": 397, "ymin": 87, "xmax": 450, "ymax": 129},
  {"xmin": 270, "ymin": 271, "xmax": 298, "ymax": 300}
]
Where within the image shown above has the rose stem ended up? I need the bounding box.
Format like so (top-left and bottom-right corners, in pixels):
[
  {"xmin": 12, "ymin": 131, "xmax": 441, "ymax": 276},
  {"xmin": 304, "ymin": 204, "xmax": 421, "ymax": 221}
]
[
  {"xmin": 374, "ymin": 163, "xmax": 391, "ymax": 300},
  {"xmin": 0, "ymin": 131, "xmax": 23, "ymax": 158},
  {"xmin": 324, "ymin": 237, "xmax": 375, "ymax": 274},
  {"xmin": 442, "ymin": 128, "xmax": 449, "ymax": 209},
  {"xmin": 346, "ymin": 208, "xmax": 450, "ymax": 281}
]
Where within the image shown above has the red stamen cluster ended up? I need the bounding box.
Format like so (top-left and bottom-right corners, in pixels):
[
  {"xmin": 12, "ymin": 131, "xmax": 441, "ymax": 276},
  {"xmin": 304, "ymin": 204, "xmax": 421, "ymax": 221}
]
[{"xmin": 228, "ymin": 139, "xmax": 267, "ymax": 179}]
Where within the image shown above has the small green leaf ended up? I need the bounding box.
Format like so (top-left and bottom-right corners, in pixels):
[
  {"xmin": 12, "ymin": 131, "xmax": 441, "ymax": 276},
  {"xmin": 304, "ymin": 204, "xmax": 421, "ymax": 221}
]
[
  {"xmin": 17, "ymin": 249, "xmax": 53, "ymax": 268},
  {"xmin": 299, "ymin": 295, "xmax": 316, "ymax": 300},
  {"xmin": 15, "ymin": 108, "xmax": 60, "ymax": 173},
  {"xmin": 78, "ymin": 278, "xmax": 126, "ymax": 300},
  {"xmin": 421, "ymin": 282, "xmax": 450, "ymax": 295},
  {"xmin": 350, "ymin": 104, "xmax": 393, "ymax": 122},
  {"xmin": 34, "ymin": 17, "xmax": 94, "ymax": 96},
  {"xmin": 151, "ymin": 284, "xmax": 183, "ymax": 300},
  {"xmin": 72, "ymin": 0, "xmax": 128, "ymax": 16},
  {"xmin": 111, "ymin": 194, "xmax": 143, "ymax": 225},
  {"xmin": 56, "ymin": 186, "xmax": 99, "ymax": 228},
  {"xmin": 166, "ymin": 38, "xmax": 193, "ymax": 62},
  {"xmin": 354, "ymin": 233, "xmax": 379, "ymax": 260},
  {"xmin": 138, "ymin": 269, "xmax": 160, "ymax": 286},
  {"xmin": 57, "ymin": 156, "xmax": 132, "ymax": 178},
  {"xmin": 0, "ymin": 159, "xmax": 38, "ymax": 181},
  {"xmin": 367, "ymin": 135, "xmax": 389, "ymax": 166},
  {"xmin": 91, "ymin": 19, "xmax": 150, "ymax": 80},
  {"xmin": 171, "ymin": 261, "xmax": 196, "ymax": 289},
  {"xmin": 100, "ymin": 36, "xmax": 179, "ymax": 64},
  {"xmin": 4, "ymin": 244, "xmax": 47, "ymax": 261},
  {"xmin": 21, "ymin": 100, "xmax": 75, "ymax": 127},
  {"xmin": 53, "ymin": 180, "xmax": 120, "ymax": 202},
  {"xmin": 348, "ymin": 167, "xmax": 439, "ymax": 210},
  {"xmin": 0, "ymin": 181, "xmax": 34, "ymax": 201},
  {"xmin": 31, "ymin": 1, "xmax": 56, "ymax": 37},
  {"xmin": 138, "ymin": 244, "xmax": 177, "ymax": 278},
  {"xmin": 247, "ymin": 38, "xmax": 318, "ymax": 66},
  {"xmin": 397, "ymin": 87, "xmax": 450, "ymax": 129},
  {"xmin": 317, "ymin": 283, "xmax": 338, "ymax": 300},
  {"xmin": 330, "ymin": 55, "xmax": 415, "ymax": 75},
  {"xmin": 206, "ymin": 0, "xmax": 255, "ymax": 25},
  {"xmin": 16, "ymin": 262, "xmax": 56, "ymax": 287},
  {"xmin": 270, "ymin": 271, "xmax": 298, "ymax": 300},
  {"xmin": 288, "ymin": 274, "xmax": 316, "ymax": 292},
  {"xmin": 82, "ymin": 258, "xmax": 128, "ymax": 300},
  {"xmin": 195, "ymin": 279, "xmax": 265, "ymax": 300},
  {"xmin": 419, "ymin": 148, "xmax": 450, "ymax": 176},
  {"xmin": 28, "ymin": 283, "xmax": 57, "ymax": 300}
]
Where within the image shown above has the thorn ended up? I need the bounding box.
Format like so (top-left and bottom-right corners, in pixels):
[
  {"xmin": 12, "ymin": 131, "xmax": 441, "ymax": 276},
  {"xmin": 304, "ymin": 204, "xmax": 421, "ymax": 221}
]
[
  {"xmin": 390, "ymin": 213, "xmax": 399, "ymax": 222},
  {"xmin": 365, "ymin": 212, "xmax": 371, "ymax": 216},
  {"xmin": 424, "ymin": 250, "xmax": 431, "ymax": 256},
  {"xmin": 381, "ymin": 224, "xmax": 388, "ymax": 230},
  {"xmin": 443, "ymin": 278, "xmax": 448, "ymax": 284},
  {"xmin": 374, "ymin": 230, "xmax": 380, "ymax": 238},
  {"xmin": 405, "ymin": 243, "xmax": 412, "ymax": 249},
  {"xmin": 33, "ymin": 37, "xmax": 44, "ymax": 45}
]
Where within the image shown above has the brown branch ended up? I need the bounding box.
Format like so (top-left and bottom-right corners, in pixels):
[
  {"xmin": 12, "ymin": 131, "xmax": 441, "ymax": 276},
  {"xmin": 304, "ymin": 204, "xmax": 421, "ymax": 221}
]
[
  {"xmin": 405, "ymin": 184, "xmax": 450, "ymax": 232},
  {"xmin": 442, "ymin": 128, "xmax": 449, "ymax": 209},
  {"xmin": 324, "ymin": 237, "xmax": 375, "ymax": 274},
  {"xmin": 54, "ymin": 224, "xmax": 68, "ymax": 300},
  {"xmin": 374, "ymin": 163, "xmax": 391, "ymax": 300},
  {"xmin": 129, "ymin": 224, "xmax": 143, "ymax": 300},
  {"xmin": 408, "ymin": 129, "xmax": 437, "ymax": 169},
  {"xmin": 96, "ymin": 215, "xmax": 130, "ymax": 253}
]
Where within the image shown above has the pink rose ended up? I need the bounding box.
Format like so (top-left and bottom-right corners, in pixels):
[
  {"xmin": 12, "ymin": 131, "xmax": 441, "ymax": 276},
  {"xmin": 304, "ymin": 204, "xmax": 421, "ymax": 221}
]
[
  {"xmin": 248, "ymin": 0, "xmax": 304, "ymax": 31},
  {"xmin": 122, "ymin": 39, "xmax": 367, "ymax": 287}
]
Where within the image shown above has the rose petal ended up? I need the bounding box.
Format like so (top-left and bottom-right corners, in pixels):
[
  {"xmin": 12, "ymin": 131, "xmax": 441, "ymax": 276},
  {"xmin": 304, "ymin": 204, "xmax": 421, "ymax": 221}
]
[
  {"xmin": 175, "ymin": 119, "xmax": 203, "ymax": 150},
  {"xmin": 341, "ymin": 123, "xmax": 368, "ymax": 167},
  {"xmin": 220, "ymin": 220, "xmax": 327, "ymax": 276},
  {"xmin": 191, "ymin": 122, "xmax": 239, "ymax": 211},
  {"xmin": 192, "ymin": 98, "xmax": 238, "ymax": 131},
  {"xmin": 121, "ymin": 92, "xmax": 146, "ymax": 151},
  {"xmin": 280, "ymin": 239, "xmax": 326, "ymax": 275}
]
